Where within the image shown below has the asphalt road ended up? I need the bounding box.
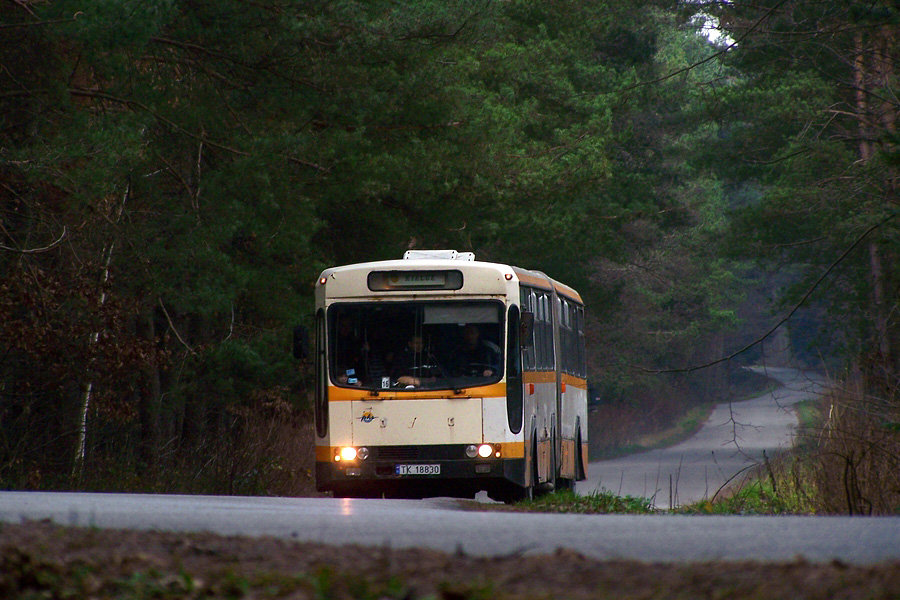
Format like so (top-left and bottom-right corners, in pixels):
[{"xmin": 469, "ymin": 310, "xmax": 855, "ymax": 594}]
[
  {"xmin": 582, "ymin": 367, "xmax": 826, "ymax": 508},
  {"xmin": 1, "ymin": 490, "xmax": 899, "ymax": 563},
  {"xmin": 3, "ymin": 368, "xmax": 898, "ymax": 564}
]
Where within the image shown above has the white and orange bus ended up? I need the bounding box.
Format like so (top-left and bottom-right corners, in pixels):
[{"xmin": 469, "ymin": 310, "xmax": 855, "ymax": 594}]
[{"xmin": 297, "ymin": 250, "xmax": 587, "ymax": 502}]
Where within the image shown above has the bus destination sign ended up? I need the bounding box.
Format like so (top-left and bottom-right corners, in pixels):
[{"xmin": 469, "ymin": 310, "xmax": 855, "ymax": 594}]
[
  {"xmin": 389, "ymin": 272, "xmax": 445, "ymax": 287},
  {"xmin": 367, "ymin": 270, "xmax": 463, "ymax": 291}
]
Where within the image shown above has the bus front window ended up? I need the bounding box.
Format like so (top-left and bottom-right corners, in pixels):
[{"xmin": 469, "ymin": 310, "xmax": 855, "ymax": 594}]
[{"xmin": 328, "ymin": 301, "xmax": 503, "ymax": 390}]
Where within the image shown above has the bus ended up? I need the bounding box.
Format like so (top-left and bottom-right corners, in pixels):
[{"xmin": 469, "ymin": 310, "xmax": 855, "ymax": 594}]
[{"xmin": 295, "ymin": 250, "xmax": 587, "ymax": 502}]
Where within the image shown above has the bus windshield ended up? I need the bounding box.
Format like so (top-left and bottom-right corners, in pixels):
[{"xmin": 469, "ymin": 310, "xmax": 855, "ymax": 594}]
[{"xmin": 329, "ymin": 301, "xmax": 504, "ymax": 391}]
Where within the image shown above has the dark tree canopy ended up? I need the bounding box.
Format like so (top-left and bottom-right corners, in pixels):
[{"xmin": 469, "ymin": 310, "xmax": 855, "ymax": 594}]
[{"xmin": 3, "ymin": 0, "xmax": 894, "ymax": 494}]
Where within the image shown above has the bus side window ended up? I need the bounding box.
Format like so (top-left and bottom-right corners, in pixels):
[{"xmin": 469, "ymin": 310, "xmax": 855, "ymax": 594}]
[
  {"xmin": 540, "ymin": 292, "xmax": 553, "ymax": 371},
  {"xmin": 564, "ymin": 300, "xmax": 576, "ymax": 375},
  {"xmin": 520, "ymin": 311, "xmax": 535, "ymax": 347},
  {"xmin": 560, "ymin": 300, "xmax": 568, "ymax": 375},
  {"xmin": 506, "ymin": 305, "xmax": 523, "ymax": 433},
  {"xmin": 577, "ymin": 305, "xmax": 586, "ymax": 378},
  {"xmin": 520, "ymin": 288, "xmax": 536, "ymax": 370},
  {"xmin": 534, "ymin": 291, "xmax": 544, "ymax": 370}
]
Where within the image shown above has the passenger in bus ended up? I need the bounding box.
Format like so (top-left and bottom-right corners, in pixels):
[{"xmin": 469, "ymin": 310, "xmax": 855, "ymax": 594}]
[
  {"xmin": 453, "ymin": 324, "xmax": 499, "ymax": 377},
  {"xmin": 334, "ymin": 315, "xmax": 363, "ymax": 385},
  {"xmin": 363, "ymin": 326, "xmax": 395, "ymax": 385}
]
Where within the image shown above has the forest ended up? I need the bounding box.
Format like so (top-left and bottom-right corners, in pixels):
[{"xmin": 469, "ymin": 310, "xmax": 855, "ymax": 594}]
[{"xmin": 1, "ymin": 0, "xmax": 898, "ymax": 512}]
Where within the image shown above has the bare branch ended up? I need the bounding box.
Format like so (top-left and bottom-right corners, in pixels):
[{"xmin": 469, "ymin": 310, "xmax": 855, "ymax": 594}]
[
  {"xmin": 0, "ymin": 225, "xmax": 67, "ymax": 254},
  {"xmin": 2, "ymin": 1, "xmax": 82, "ymax": 25},
  {"xmin": 68, "ymin": 88, "xmax": 250, "ymax": 157},
  {"xmin": 158, "ymin": 298, "xmax": 197, "ymax": 356},
  {"xmin": 285, "ymin": 155, "xmax": 331, "ymax": 173}
]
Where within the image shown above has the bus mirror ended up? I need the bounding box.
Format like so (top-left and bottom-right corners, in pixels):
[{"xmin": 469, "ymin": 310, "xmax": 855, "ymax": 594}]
[
  {"xmin": 292, "ymin": 325, "xmax": 309, "ymax": 360},
  {"xmin": 520, "ymin": 312, "xmax": 534, "ymax": 347}
]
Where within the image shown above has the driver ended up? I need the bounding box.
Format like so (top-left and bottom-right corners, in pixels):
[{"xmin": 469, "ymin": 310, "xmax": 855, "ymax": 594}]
[
  {"xmin": 392, "ymin": 335, "xmax": 428, "ymax": 387},
  {"xmin": 453, "ymin": 324, "xmax": 498, "ymax": 377}
]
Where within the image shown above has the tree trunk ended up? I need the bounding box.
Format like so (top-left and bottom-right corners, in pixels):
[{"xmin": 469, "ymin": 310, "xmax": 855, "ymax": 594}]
[
  {"xmin": 137, "ymin": 308, "xmax": 162, "ymax": 474},
  {"xmin": 854, "ymin": 32, "xmax": 894, "ymax": 381},
  {"xmin": 72, "ymin": 184, "xmax": 129, "ymax": 480}
]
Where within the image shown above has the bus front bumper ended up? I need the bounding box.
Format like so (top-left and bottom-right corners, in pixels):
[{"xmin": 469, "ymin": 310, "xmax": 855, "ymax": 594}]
[{"xmin": 315, "ymin": 446, "xmax": 526, "ymax": 498}]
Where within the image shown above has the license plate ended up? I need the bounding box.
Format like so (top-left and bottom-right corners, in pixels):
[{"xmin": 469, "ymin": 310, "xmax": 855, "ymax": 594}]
[{"xmin": 395, "ymin": 464, "xmax": 440, "ymax": 476}]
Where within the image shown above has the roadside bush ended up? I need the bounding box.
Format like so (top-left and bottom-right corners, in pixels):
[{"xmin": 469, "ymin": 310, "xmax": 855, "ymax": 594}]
[
  {"xmin": 809, "ymin": 378, "xmax": 900, "ymax": 515},
  {"xmin": 694, "ymin": 374, "xmax": 900, "ymax": 516}
]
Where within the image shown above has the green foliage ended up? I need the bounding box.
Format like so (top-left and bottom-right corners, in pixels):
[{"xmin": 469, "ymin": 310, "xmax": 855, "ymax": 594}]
[
  {"xmin": 1, "ymin": 0, "xmax": 762, "ymax": 491},
  {"xmin": 707, "ymin": 0, "xmax": 900, "ymax": 377},
  {"xmin": 514, "ymin": 489, "xmax": 656, "ymax": 514},
  {"xmin": 679, "ymin": 472, "xmax": 818, "ymax": 515}
]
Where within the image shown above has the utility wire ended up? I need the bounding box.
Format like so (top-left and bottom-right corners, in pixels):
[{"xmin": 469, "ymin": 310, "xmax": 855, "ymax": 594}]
[{"xmin": 636, "ymin": 211, "xmax": 898, "ymax": 374}]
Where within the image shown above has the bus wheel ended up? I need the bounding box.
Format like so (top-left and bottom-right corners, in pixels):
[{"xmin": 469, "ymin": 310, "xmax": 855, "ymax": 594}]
[
  {"xmin": 557, "ymin": 426, "xmax": 582, "ymax": 493},
  {"xmin": 558, "ymin": 473, "xmax": 577, "ymax": 494},
  {"xmin": 517, "ymin": 437, "xmax": 538, "ymax": 501},
  {"xmin": 548, "ymin": 430, "xmax": 558, "ymax": 492},
  {"xmin": 575, "ymin": 425, "xmax": 586, "ymax": 481},
  {"xmin": 535, "ymin": 434, "xmax": 556, "ymax": 496},
  {"xmin": 496, "ymin": 482, "xmax": 532, "ymax": 504}
]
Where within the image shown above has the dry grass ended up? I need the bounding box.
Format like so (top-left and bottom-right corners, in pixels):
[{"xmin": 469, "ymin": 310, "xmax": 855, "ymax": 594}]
[
  {"xmin": 690, "ymin": 375, "xmax": 900, "ymax": 516},
  {"xmin": 73, "ymin": 399, "xmax": 322, "ymax": 498},
  {"xmin": 219, "ymin": 398, "xmax": 320, "ymax": 497},
  {"xmin": 804, "ymin": 378, "xmax": 900, "ymax": 515}
]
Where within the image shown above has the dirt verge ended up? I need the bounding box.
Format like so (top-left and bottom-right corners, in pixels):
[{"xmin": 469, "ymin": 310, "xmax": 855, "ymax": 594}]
[{"xmin": 2, "ymin": 521, "xmax": 899, "ymax": 599}]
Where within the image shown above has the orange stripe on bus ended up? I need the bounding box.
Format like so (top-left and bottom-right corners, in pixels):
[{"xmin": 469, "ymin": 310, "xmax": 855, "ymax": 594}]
[
  {"xmin": 522, "ymin": 372, "xmax": 587, "ymax": 388},
  {"xmin": 494, "ymin": 442, "xmax": 525, "ymax": 458},
  {"xmin": 316, "ymin": 445, "xmax": 335, "ymax": 462},
  {"xmin": 562, "ymin": 373, "xmax": 588, "ymax": 389},
  {"xmin": 523, "ymin": 371, "xmax": 557, "ymax": 384},
  {"xmin": 327, "ymin": 382, "xmax": 507, "ymax": 401}
]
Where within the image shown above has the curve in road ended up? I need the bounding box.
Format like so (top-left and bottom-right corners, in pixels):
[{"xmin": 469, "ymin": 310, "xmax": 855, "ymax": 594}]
[{"xmin": 582, "ymin": 367, "xmax": 827, "ymax": 508}]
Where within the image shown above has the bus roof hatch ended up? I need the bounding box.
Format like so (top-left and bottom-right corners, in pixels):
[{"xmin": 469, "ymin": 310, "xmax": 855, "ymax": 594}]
[{"xmin": 403, "ymin": 249, "xmax": 475, "ymax": 261}]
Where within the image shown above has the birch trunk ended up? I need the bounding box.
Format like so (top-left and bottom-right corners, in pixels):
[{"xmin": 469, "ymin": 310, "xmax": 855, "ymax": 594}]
[{"xmin": 72, "ymin": 185, "xmax": 129, "ymax": 480}]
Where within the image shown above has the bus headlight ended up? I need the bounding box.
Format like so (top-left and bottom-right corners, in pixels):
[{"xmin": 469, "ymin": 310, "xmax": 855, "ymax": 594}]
[
  {"xmin": 477, "ymin": 444, "xmax": 493, "ymax": 458},
  {"xmin": 466, "ymin": 445, "xmax": 478, "ymax": 458},
  {"xmin": 340, "ymin": 447, "xmax": 357, "ymax": 461},
  {"xmin": 357, "ymin": 447, "xmax": 369, "ymax": 460}
]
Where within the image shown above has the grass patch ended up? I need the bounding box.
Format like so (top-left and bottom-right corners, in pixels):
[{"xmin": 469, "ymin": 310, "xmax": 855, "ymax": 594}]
[
  {"xmin": 676, "ymin": 477, "xmax": 816, "ymax": 515},
  {"xmin": 521, "ymin": 489, "xmax": 656, "ymax": 514},
  {"xmin": 487, "ymin": 467, "xmax": 812, "ymax": 517},
  {"xmin": 465, "ymin": 489, "xmax": 656, "ymax": 514},
  {"xmin": 676, "ymin": 454, "xmax": 819, "ymax": 515}
]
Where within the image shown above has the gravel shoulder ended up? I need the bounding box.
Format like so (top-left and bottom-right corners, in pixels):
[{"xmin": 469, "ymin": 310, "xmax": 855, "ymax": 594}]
[{"xmin": 3, "ymin": 521, "xmax": 899, "ymax": 599}]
